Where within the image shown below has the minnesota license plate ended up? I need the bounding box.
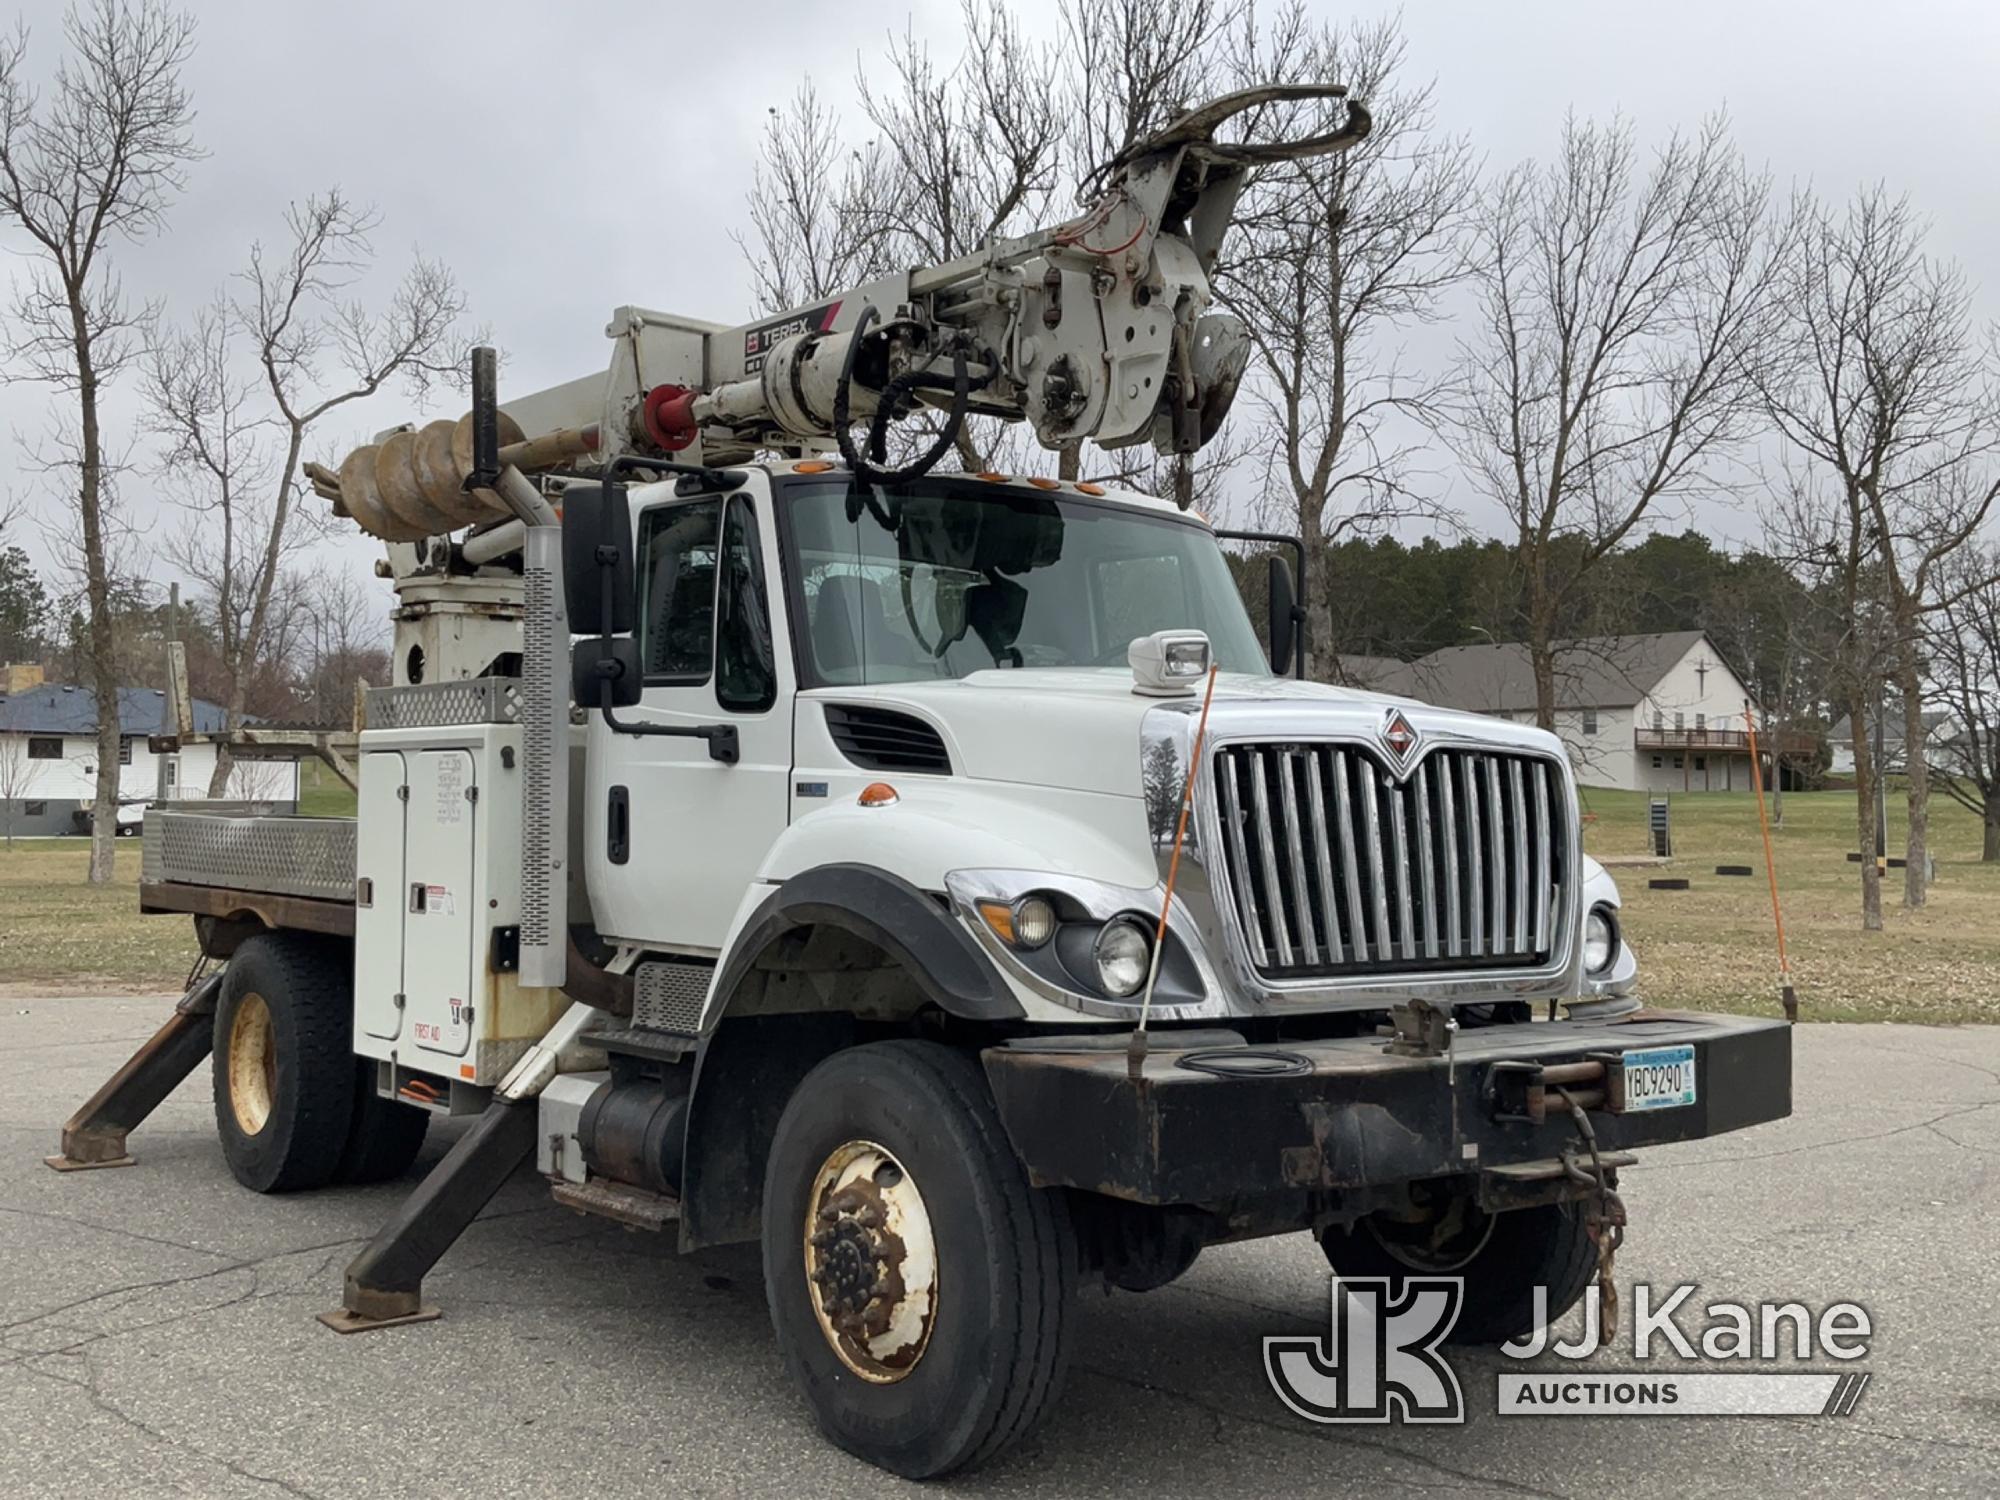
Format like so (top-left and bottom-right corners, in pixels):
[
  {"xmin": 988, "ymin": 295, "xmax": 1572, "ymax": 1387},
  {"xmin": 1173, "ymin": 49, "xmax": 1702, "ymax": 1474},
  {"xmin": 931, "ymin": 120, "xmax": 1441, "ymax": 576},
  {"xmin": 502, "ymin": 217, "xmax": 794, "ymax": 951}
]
[{"xmin": 1620, "ymin": 1044, "xmax": 1698, "ymax": 1112}]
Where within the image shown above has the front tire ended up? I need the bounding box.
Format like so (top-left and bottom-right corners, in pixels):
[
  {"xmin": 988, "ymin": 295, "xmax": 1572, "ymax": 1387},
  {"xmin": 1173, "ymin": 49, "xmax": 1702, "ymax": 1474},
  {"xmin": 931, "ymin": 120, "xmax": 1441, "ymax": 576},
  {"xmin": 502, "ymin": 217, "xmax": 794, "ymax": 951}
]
[
  {"xmin": 762, "ymin": 1041, "xmax": 1075, "ymax": 1478},
  {"xmin": 212, "ymin": 933, "xmax": 356, "ymax": 1193},
  {"xmin": 1319, "ymin": 1198, "xmax": 1597, "ymax": 1346}
]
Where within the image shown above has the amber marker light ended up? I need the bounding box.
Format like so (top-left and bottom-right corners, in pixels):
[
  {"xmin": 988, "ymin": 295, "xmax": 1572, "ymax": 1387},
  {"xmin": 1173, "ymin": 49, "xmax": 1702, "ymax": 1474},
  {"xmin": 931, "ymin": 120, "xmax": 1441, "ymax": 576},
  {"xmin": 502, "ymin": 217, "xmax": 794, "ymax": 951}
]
[
  {"xmin": 794, "ymin": 459, "xmax": 835, "ymax": 474},
  {"xmin": 1075, "ymin": 482, "xmax": 1107, "ymax": 496},
  {"xmin": 976, "ymin": 900, "xmax": 1016, "ymax": 944},
  {"xmin": 1026, "ymin": 476, "xmax": 1061, "ymax": 490},
  {"xmin": 858, "ymin": 782, "xmax": 900, "ymax": 807}
]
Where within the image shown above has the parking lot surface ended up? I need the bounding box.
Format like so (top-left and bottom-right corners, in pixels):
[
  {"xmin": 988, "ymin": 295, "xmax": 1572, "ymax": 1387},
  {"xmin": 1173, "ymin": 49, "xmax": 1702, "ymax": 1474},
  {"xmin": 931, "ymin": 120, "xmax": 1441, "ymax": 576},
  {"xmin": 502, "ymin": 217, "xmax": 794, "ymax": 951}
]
[{"xmin": 3, "ymin": 995, "xmax": 1996, "ymax": 1498}]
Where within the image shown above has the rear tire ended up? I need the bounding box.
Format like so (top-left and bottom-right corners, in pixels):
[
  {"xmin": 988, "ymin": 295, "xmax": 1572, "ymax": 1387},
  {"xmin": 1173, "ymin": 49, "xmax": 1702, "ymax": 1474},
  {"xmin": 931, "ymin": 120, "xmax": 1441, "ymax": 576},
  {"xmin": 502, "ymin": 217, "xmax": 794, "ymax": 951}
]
[
  {"xmin": 335, "ymin": 1063, "xmax": 431, "ymax": 1185},
  {"xmin": 1319, "ymin": 1199, "xmax": 1596, "ymax": 1346},
  {"xmin": 212, "ymin": 933, "xmax": 356, "ymax": 1194},
  {"xmin": 762, "ymin": 1040, "xmax": 1075, "ymax": 1479}
]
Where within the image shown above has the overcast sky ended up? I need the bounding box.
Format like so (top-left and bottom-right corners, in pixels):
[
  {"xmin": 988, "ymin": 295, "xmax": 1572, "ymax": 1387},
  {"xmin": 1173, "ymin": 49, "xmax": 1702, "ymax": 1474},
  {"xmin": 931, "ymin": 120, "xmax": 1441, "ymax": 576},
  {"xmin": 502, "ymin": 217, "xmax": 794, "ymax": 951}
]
[{"xmin": 3, "ymin": 0, "xmax": 1997, "ymax": 614}]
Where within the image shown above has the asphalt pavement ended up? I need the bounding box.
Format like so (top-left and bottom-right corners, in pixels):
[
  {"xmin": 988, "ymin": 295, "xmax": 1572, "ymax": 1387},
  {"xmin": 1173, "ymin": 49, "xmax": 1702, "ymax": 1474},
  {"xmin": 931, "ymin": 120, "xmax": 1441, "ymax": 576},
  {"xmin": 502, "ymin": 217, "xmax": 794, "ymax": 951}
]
[{"xmin": 2, "ymin": 995, "xmax": 1995, "ymax": 1498}]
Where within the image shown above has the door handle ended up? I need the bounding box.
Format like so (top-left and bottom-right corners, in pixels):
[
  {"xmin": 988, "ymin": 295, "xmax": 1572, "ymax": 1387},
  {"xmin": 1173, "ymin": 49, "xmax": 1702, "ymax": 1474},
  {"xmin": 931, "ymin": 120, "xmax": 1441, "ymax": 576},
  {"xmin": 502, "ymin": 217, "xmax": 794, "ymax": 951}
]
[{"xmin": 607, "ymin": 785, "xmax": 630, "ymax": 866}]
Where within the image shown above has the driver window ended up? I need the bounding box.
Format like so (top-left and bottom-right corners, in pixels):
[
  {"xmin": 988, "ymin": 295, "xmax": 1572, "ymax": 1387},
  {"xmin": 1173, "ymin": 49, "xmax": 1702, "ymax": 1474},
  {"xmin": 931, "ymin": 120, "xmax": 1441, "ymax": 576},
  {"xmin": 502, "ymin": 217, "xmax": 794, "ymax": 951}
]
[{"xmin": 635, "ymin": 500, "xmax": 722, "ymax": 683}]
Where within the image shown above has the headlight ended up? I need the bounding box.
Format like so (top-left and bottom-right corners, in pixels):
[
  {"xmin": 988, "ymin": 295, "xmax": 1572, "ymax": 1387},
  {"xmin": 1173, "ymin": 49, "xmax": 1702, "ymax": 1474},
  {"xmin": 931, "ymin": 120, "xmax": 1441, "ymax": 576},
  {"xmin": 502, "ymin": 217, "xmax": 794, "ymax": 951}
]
[
  {"xmin": 1583, "ymin": 906, "xmax": 1619, "ymax": 976},
  {"xmin": 1092, "ymin": 919, "xmax": 1152, "ymax": 997}
]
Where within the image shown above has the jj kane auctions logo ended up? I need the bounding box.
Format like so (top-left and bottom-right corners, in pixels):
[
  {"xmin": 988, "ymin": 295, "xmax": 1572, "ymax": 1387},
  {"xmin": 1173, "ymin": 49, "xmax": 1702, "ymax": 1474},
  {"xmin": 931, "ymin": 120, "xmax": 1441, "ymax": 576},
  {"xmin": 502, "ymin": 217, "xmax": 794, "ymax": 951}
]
[{"xmin": 1266, "ymin": 1279, "xmax": 1873, "ymax": 1422}]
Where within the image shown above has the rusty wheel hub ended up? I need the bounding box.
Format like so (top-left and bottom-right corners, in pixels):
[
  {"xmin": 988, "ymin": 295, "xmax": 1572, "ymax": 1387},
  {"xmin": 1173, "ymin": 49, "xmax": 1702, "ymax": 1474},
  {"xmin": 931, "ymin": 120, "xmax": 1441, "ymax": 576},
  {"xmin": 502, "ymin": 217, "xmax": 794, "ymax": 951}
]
[{"xmin": 803, "ymin": 1141, "xmax": 937, "ymax": 1383}]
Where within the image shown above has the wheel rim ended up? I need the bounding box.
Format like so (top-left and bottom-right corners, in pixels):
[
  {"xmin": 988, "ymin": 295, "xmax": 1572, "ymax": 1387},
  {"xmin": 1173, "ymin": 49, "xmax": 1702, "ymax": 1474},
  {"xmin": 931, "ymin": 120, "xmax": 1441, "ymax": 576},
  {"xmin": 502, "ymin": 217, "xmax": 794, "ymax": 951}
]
[
  {"xmin": 1365, "ymin": 1198, "xmax": 1497, "ymax": 1273},
  {"xmin": 803, "ymin": 1140, "xmax": 938, "ymax": 1383},
  {"xmin": 226, "ymin": 992, "xmax": 277, "ymax": 1137}
]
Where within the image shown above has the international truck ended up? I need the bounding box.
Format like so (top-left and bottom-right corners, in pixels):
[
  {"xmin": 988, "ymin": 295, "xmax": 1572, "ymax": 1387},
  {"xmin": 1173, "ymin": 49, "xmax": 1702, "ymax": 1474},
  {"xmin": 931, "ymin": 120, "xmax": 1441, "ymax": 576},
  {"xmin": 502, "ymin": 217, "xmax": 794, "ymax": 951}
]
[{"xmin": 48, "ymin": 84, "xmax": 1792, "ymax": 1476}]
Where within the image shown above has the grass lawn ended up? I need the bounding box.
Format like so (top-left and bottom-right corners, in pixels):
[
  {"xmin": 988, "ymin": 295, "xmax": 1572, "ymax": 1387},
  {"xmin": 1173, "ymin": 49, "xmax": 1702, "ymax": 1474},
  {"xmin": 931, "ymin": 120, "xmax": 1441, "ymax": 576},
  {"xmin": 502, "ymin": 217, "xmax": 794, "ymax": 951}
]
[
  {"xmin": 0, "ymin": 760, "xmax": 357, "ymax": 994},
  {"xmin": 1579, "ymin": 785, "xmax": 2000, "ymax": 1024},
  {"xmin": 1, "ymin": 769, "xmax": 1994, "ymax": 1021},
  {"xmin": 0, "ymin": 839, "xmax": 200, "ymax": 994}
]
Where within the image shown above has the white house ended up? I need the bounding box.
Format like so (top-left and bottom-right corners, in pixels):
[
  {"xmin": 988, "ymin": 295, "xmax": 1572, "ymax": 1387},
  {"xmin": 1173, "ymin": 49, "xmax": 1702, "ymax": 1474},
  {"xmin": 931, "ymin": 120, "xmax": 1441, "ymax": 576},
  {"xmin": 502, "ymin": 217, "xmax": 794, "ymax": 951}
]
[
  {"xmin": 0, "ymin": 667, "xmax": 299, "ymax": 837},
  {"xmin": 1342, "ymin": 631, "xmax": 1811, "ymax": 793}
]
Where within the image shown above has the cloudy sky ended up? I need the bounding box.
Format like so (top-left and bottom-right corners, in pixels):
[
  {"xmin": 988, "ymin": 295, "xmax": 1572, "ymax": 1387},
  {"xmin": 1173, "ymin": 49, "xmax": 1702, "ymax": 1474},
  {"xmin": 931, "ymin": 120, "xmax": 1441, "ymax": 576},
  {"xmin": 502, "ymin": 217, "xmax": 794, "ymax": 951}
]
[{"xmin": 2, "ymin": 0, "xmax": 1997, "ymax": 612}]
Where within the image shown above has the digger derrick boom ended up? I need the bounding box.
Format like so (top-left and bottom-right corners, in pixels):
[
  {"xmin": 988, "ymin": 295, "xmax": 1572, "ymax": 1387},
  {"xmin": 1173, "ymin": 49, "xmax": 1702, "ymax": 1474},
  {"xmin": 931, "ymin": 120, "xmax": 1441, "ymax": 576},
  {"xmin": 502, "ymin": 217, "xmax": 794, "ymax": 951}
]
[{"xmin": 313, "ymin": 85, "xmax": 1370, "ymax": 540}]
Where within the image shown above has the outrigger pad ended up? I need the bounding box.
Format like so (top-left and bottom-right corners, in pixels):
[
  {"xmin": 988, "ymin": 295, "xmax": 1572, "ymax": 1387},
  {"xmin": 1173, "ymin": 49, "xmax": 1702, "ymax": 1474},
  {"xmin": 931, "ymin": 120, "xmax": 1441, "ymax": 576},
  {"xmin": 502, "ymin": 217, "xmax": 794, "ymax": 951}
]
[{"xmin": 316, "ymin": 1305, "xmax": 442, "ymax": 1335}]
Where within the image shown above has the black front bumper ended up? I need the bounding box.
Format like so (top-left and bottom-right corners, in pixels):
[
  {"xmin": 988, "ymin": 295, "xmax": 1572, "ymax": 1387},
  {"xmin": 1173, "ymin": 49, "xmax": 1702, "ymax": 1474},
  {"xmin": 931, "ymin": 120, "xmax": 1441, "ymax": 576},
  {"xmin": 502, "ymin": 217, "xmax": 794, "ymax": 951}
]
[{"xmin": 981, "ymin": 1010, "xmax": 1791, "ymax": 1205}]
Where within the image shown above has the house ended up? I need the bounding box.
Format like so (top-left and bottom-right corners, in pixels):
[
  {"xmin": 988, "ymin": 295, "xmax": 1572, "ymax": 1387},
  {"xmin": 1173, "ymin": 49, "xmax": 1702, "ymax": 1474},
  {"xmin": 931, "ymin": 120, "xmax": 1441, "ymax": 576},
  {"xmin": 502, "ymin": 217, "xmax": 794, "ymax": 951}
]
[
  {"xmin": 0, "ymin": 666, "xmax": 299, "ymax": 837},
  {"xmin": 1827, "ymin": 707, "xmax": 1955, "ymax": 776},
  {"xmin": 1341, "ymin": 631, "xmax": 1811, "ymax": 792}
]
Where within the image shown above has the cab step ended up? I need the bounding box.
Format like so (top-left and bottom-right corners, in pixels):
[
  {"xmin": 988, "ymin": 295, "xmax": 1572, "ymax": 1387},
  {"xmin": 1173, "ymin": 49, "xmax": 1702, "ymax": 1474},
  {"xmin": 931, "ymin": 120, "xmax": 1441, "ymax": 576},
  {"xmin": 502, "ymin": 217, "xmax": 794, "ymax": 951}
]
[{"xmin": 550, "ymin": 1177, "xmax": 682, "ymax": 1232}]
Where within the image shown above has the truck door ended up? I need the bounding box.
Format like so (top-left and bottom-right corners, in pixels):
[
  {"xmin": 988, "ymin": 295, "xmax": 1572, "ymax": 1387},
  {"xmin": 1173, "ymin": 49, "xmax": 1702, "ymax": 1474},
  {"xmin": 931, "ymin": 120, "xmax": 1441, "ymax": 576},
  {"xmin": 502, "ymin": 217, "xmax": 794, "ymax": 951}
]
[{"xmin": 587, "ymin": 485, "xmax": 792, "ymax": 950}]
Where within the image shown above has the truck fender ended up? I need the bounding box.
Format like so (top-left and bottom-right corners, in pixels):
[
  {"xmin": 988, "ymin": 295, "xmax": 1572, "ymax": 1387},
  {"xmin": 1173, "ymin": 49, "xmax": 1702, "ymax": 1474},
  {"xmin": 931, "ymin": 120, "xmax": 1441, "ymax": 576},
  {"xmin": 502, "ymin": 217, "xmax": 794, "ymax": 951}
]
[
  {"xmin": 703, "ymin": 862, "xmax": 1026, "ymax": 1030},
  {"xmin": 677, "ymin": 864, "xmax": 1025, "ymax": 1250}
]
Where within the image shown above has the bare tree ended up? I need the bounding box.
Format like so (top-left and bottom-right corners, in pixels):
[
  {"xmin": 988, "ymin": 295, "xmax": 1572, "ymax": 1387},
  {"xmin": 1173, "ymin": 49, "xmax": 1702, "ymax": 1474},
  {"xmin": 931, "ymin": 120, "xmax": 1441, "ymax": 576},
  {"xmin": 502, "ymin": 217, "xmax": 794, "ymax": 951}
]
[
  {"xmin": 735, "ymin": 83, "xmax": 879, "ymax": 314},
  {"xmin": 147, "ymin": 189, "xmax": 466, "ymax": 794},
  {"xmin": 1930, "ymin": 548, "xmax": 2000, "ymax": 863},
  {"xmin": 0, "ymin": 732, "xmax": 44, "ymax": 848},
  {"xmin": 0, "ymin": 0, "xmax": 198, "ymax": 882},
  {"xmin": 1760, "ymin": 186, "xmax": 2000, "ymax": 906},
  {"xmin": 1216, "ymin": 9, "xmax": 1475, "ymax": 677},
  {"xmin": 1450, "ymin": 114, "xmax": 1777, "ymax": 731},
  {"xmin": 1767, "ymin": 467, "xmax": 1900, "ymax": 927}
]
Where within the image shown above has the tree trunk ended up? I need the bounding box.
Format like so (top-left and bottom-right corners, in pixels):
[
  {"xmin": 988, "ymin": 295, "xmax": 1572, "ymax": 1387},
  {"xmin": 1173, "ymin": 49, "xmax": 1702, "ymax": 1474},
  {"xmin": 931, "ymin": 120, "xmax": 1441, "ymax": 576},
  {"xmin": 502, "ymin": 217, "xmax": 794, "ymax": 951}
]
[
  {"xmin": 1984, "ymin": 798, "xmax": 2000, "ymax": 863},
  {"xmin": 211, "ymin": 428, "xmax": 307, "ymax": 799},
  {"xmin": 71, "ymin": 319, "xmax": 121, "ymax": 885},
  {"xmin": 1846, "ymin": 683, "xmax": 1883, "ymax": 931},
  {"xmin": 1302, "ymin": 508, "xmax": 1331, "ymax": 683},
  {"xmin": 1529, "ymin": 639, "xmax": 1557, "ymax": 732},
  {"xmin": 1894, "ymin": 647, "xmax": 1929, "ymax": 906}
]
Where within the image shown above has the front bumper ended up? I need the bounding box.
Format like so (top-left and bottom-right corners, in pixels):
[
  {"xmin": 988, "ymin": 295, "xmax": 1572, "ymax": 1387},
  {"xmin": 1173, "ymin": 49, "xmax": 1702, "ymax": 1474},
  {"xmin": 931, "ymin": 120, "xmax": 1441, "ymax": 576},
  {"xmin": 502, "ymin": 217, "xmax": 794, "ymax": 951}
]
[{"xmin": 981, "ymin": 1009, "xmax": 1790, "ymax": 1205}]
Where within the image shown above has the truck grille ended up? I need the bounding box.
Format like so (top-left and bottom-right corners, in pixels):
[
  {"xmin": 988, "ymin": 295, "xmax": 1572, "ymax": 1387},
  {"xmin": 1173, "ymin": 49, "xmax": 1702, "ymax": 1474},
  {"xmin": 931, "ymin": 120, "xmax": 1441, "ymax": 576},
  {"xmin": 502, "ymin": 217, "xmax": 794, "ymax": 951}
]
[{"xmin": 1211, "ymin": 742, "xmax": 1569, "ymax": 981}]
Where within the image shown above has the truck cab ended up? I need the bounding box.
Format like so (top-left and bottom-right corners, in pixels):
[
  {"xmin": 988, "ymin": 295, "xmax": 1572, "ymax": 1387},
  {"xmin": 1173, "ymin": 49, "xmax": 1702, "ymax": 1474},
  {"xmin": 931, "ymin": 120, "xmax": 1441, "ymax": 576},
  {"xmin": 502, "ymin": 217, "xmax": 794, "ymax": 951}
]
[{"xmin": 578, "ymin": 461, "xmax": 1635, "ymax": 1032}]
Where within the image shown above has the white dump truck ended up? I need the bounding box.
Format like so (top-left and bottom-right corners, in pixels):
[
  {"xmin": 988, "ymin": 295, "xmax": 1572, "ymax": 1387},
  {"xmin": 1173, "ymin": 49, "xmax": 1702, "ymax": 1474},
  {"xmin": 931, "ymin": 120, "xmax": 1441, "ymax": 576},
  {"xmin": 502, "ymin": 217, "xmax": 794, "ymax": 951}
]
[{"xmin": 49, "ymin": 86, "xmax": 1791, "ymax": 1477}]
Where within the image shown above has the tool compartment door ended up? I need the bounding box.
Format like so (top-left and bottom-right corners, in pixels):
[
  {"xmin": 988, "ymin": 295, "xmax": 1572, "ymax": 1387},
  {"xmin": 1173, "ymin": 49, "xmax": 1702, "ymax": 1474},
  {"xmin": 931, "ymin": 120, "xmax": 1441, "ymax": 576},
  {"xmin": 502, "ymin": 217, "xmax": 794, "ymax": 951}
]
[
  {"xmin": 405, "ymin": 747, "xmax": 477, "ymax": 1059},
  {"xmin": 355, "ymin": 751, "xmax": 408, "ymax": 1043}
]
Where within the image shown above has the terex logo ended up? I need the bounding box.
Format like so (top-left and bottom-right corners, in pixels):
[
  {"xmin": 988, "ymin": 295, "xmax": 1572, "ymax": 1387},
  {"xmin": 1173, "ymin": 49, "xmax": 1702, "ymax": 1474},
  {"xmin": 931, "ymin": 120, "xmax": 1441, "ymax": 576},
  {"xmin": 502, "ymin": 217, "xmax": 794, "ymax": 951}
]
[{"xmin": 1264, "ymin": 1277, "xmax": 1465, "ymax": 1424}]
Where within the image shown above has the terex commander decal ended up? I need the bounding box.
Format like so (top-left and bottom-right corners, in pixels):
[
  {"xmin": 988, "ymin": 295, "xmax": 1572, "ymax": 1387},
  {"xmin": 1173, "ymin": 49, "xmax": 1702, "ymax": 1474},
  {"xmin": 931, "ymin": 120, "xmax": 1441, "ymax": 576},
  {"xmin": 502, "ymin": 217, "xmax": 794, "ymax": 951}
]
[{"xmin": 744, "ymin": 301, "xmax": 840, "ymax": 372}]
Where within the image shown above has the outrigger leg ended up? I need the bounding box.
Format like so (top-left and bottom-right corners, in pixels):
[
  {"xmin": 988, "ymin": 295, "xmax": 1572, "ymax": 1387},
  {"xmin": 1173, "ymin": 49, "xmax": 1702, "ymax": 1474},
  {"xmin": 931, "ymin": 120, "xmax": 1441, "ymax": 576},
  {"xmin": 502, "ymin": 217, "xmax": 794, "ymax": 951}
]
[
  {"xmin": 46, "ymin": 971, "xmax": 222, "ymax": 1172},
  {"xmin": 318, "ymin": 1000, "xmax": 604, "ymax": 1333},
  {"xmin": 317, "ymin": 1098, "xmax": 539, "ymax": 1333}
]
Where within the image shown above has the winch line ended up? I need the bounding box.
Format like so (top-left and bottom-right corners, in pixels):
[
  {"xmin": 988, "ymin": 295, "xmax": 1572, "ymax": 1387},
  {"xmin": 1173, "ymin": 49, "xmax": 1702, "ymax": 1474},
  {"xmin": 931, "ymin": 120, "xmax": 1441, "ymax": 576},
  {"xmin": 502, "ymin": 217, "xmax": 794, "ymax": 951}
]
[
  {"xmin": 1128, "ymin": 664, "xmax": 1221, "ymax": 1077},
  {"xmin": 1743, "ymin": 699, "xmax": 1799, "ymax": 1022}
]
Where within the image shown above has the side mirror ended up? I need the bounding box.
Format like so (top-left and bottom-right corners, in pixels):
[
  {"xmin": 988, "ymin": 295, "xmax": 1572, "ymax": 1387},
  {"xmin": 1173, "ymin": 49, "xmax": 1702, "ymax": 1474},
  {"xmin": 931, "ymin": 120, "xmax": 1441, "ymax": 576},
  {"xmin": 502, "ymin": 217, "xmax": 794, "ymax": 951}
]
[
  {"xmin": 561, "ymin": 483, "xmax": 635, "ymax": 636},
  {"xmin": 1268, "ymin": 553, "xmax": 1298, "ymax": 677},
  {"xmin": 571, "ymin": 636, "xmax": 643, "ymax": 709}
]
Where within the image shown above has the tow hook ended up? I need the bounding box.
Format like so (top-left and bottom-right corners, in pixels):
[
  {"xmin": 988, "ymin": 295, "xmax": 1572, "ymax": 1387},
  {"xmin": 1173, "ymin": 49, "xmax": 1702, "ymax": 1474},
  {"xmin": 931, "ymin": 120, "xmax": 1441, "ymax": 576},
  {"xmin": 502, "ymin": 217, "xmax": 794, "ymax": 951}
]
[{"xmin": 1556, "ymin": 1086, "xmax": 1628, "ymax": 1335}]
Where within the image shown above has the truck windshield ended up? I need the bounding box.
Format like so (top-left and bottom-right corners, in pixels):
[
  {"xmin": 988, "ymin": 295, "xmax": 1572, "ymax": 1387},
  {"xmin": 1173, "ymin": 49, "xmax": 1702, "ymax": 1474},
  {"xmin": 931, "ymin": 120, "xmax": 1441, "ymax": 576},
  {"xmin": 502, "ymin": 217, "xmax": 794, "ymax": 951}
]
[{"xmin": 780, "ymin": 477, "xmax": 1267, "ymax": 686}]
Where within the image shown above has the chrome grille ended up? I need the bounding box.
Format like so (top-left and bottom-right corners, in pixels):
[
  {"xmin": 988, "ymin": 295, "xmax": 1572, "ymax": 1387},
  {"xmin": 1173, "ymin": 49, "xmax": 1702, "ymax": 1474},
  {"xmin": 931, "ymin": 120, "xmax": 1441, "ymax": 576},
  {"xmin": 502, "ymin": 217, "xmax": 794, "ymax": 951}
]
[{"xmin": 1212, "ymin": 743, "xmax": 1568, "ymax": 980}]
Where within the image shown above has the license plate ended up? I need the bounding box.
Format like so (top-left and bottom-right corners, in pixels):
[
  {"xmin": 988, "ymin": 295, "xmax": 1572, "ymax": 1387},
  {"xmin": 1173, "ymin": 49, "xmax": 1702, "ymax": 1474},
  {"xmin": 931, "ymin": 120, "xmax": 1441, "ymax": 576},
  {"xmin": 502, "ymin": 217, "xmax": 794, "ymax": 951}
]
[{"xmin": 1620, "ymin": 1044, "xmax": 1697, "ymax": 1112}]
